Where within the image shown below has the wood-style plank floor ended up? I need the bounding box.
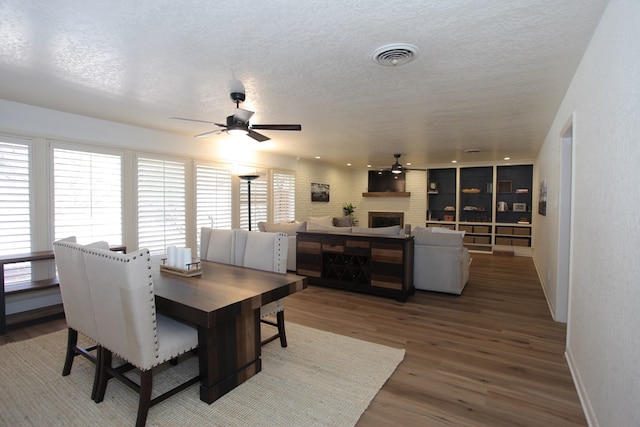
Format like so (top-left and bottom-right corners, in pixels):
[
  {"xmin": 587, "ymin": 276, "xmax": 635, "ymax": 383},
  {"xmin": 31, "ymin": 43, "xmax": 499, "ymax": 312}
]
[{"xmin": 1, "ymin": 253, "xmax": 586, "ymax": 426}]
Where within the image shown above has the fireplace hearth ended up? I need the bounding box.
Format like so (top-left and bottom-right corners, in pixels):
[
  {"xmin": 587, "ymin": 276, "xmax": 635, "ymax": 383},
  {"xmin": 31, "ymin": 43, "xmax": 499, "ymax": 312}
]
[{"xmin": 368, "ymin": 211, "xmax": 404, "ymax": 228}]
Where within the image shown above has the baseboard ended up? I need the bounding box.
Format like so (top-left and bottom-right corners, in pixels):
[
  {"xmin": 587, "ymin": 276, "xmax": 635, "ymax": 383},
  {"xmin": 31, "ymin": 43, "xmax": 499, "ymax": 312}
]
[
  {"xmin": 532, "ymin": 257, "xmax": 558, "ymax": 322},
  {"xmin": 565, "ymin": 347, "xmax": 598, "ymax": 427}
]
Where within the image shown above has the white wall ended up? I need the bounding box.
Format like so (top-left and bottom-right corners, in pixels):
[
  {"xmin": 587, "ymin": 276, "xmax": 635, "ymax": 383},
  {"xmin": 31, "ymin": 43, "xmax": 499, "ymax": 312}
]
[{"xmin": 534, "ymin": 1, "xmax": 640, "ymax": 425}]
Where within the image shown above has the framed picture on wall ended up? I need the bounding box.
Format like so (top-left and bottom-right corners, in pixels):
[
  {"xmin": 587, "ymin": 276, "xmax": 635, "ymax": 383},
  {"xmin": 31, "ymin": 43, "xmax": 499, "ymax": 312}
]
[
  {"xmin": 538, "ymin": 179, "xmax": 547, "ymax": 215},
  {"xmin": 311, "ymin": 183, "xmax": 330, "ymax": 202}
]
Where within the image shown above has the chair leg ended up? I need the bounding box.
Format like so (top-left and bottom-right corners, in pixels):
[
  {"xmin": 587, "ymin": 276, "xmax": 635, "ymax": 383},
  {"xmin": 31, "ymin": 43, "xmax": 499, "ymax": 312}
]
[
  {"xmin": 136, "ymin": 370, "xmax": 153, "ymax": 427},
  {"xmin": 62, "ymin": 328, "xmax": 78, "ymax": 376},
  {"xmin": 93, "ymin": 347, "xmax": 112, "ymax": 403},
  {"xmin": 90, "ymin": 346, "xmax": 101, "ymax": 401},
  {"xmin": 277, "ymin": 311, "xmax": 287, "ymax": 348}
]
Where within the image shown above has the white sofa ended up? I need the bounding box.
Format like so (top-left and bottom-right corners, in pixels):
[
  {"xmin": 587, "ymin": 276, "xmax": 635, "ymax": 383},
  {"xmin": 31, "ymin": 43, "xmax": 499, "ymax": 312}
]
[{"xmin": 258, "ymin": 219, "xmax": 470, "ymax": 295}]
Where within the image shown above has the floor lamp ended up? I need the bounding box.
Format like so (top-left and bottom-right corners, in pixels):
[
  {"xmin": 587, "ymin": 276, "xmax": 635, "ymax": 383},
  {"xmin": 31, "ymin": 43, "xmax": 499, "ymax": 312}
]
[{"xmin": 239, "ymin": 174, "xmax": 259, "ymax": 231}]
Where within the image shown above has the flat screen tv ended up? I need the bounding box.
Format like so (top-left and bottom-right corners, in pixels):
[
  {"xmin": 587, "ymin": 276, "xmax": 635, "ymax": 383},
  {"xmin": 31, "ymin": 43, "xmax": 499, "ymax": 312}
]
[{"xmin": 367, "ymin": 170, "xmax": 405, "ymax": 192}]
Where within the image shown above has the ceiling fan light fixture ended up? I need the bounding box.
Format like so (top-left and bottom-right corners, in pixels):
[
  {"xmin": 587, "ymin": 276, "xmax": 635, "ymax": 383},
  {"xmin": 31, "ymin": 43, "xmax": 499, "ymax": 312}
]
[{"xmin": 227, "ymin": 128, "xmax": 248, "ymax": 136}]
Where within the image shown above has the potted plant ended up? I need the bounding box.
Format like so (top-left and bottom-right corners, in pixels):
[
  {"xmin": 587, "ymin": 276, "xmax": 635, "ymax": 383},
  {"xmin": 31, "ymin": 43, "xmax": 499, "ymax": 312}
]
[{"xmin": 343, "ymin": 203, "xmax": 358, "ymax": 225}]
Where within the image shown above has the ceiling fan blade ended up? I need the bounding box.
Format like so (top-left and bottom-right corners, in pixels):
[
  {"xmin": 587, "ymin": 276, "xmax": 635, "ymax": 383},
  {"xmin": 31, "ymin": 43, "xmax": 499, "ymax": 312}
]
[
  {"xmin": 233, "ymin": 108, "xmax": 254, "ymax": 123},
  {"xmin": 194, "ymin": 129, "xmax": 223, "ymax": 138},
  {"xmin": 247, "ymin": 129, "xmax": 270, "ymax": 142},
  {"xmin": 170, "ymin": 117, "xmax": 218, "ymax": 125},
  {"xmin": 250, "ymin": 124, "xmax": 302, "ymax": 131}
]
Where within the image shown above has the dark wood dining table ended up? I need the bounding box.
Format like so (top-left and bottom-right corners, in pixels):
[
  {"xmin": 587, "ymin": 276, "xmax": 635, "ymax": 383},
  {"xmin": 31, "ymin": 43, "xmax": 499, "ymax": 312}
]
[{"xmin": 152, "ymin": 260, "xmax": 307, "ymax": 404}]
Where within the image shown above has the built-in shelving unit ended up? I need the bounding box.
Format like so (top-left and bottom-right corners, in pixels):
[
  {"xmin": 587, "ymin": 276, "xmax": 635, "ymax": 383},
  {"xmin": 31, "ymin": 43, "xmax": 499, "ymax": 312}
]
[{"xmin": 426, "ymin": 164, "xmax": 534, "ymax": 254}]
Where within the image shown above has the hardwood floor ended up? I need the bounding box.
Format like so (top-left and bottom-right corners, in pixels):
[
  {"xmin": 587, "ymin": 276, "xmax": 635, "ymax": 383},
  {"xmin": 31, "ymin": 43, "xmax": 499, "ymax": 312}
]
[{"xmin": 1, "ymin": 253, "xmax": 586, "ymax": 426}]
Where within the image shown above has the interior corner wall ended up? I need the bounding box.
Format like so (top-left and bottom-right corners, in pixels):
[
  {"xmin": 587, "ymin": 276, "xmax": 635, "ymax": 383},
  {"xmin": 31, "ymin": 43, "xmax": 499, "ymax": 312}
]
[{"xmin": 533, "ymin": 1, "xmax": 640, "ymax": 425}]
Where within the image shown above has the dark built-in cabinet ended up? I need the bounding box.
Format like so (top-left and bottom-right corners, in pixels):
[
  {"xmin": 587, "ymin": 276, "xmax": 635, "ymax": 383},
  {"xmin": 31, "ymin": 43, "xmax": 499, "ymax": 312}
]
[
  {"xmin": 427, "ymin": 164, "xmax": 534, "ymax": 253},
  {"xmin": 296, "ymin": 231, "xmax": 414, "ymax": 302}
]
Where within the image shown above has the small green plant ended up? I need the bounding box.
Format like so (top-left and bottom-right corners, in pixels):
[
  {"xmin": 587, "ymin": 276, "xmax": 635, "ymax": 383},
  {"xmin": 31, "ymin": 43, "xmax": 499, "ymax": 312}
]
[
  {"xmin": 343, "ymin": 203, "xmax": 358, "ymax": 225},
  {"xmin": 343, "ymin": 203, "xmax": 356, "ymax": 216}
]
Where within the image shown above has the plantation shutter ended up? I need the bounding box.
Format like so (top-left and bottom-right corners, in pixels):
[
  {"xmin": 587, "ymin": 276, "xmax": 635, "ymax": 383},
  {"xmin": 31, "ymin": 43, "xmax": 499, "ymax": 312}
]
[
  {"xmin": 137, "ymin": 157, "xmax": 186, "ymax": 256},
  {"xmin": 240, "ymin": 177, "xmax": 267, "ymax": 230},
  {"xmin": 52, "ymin": 147, "xmax": 123, "ymax": 244},
  {"xmin": 0, "ymin": 139, "xmax": 32, "ymax": 283},
  {"xmin": 273, "ymin": 171, "xmax": 296, "ymax": 223},
  {"xmin": 195, "ymin": 164, "xmax": 232, "ymax": 254}
]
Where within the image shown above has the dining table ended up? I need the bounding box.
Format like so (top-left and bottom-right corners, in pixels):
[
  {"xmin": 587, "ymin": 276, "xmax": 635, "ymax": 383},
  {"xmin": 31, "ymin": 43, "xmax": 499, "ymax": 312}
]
[{"xmin": 152, "ymin": 260, "xmax": 307, "ymax": 404}]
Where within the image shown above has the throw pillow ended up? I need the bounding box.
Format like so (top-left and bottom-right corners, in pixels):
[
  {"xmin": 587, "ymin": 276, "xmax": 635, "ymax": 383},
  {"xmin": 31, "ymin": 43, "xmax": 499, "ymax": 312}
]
[
  {"xmin": 308, "ymin": 215, "xmax": 333, "ymax": 226},
  {"xmin": 333, "ymin": 216, "xmax": 354, "ymax": 227}
]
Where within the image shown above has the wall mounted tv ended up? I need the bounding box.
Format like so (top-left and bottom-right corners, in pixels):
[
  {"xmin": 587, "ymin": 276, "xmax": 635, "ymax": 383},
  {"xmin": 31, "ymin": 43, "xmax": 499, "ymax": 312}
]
[{"xmin": 367, "ymin": 170, "xmax": 406, "ymax": 192}]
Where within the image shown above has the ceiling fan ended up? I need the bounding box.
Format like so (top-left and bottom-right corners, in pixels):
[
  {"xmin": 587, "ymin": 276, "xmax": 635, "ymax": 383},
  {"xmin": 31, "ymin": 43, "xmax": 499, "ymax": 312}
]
[
  {"xmin": 171, "ymin": 92, "xmax": 302, "ymax": 142},
  {"xmin": 376, "ymin": 153, "xmax": 426, "ymax": 174}
]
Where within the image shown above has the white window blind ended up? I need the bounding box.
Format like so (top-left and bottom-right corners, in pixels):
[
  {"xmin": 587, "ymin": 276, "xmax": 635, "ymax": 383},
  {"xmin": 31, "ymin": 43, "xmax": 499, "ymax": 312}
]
[
  {"xmin": 273, "ymin": 171, "xmax": 296, "ymax": 223},
  {"xmin": 240, "ymin": 177, "xmax": 267, "ymax": 231},
  {"xmin": 137, "ymin": 157, "xmax": 186, "ymax": 256},
  {"xmin": 52, "ymin": 147, "xmax": 123, "ymax": 244},
  {"xmin": 0, "ymin": 140, "xmax": 31, "ymax": 284},
  {"xmin": 195, "ymin": 164, "xmax": 232, "ymax": 254}
]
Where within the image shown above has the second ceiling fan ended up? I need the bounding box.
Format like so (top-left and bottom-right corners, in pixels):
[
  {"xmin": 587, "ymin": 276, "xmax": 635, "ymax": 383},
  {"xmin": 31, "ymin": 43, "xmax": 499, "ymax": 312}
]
[{"xmin": 172, "ymin": 92, "xmax": 302, "ymax": 142}]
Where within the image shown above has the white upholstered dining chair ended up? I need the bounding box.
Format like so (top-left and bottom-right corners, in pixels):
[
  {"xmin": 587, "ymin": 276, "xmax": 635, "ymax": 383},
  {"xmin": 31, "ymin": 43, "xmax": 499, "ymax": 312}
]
[
  {"xmin": 52, "ymin": 236, "xmax": 109, "ymax": 399},
  {"xmin": 200, "ymin": 227, "xmax": 289, "ymax": 347},
  {"xmin": 83, "ymin": 247, "xmax": 199, "ymax": 427}
]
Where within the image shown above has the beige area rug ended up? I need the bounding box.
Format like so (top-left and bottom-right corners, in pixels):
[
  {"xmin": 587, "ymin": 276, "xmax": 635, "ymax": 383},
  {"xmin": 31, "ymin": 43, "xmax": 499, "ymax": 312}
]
[{"xmin": 0, "ymin": 323, "xmax": 404, "ymax": 427}]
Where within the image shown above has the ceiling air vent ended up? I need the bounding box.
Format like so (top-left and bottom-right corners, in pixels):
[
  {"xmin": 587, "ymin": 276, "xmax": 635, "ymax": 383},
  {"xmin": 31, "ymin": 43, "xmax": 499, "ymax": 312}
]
[{"xmin": 372, "ymin": 43, "xmax": 419, "ymax": 66}]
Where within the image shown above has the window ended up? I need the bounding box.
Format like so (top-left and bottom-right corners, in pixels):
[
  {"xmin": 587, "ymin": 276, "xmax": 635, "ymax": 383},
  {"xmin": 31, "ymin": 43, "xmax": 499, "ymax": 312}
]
[
  {"xmin": 195, "ymin": 163, "xmax": 232, "ymax": 254},
  {"xmin": 137, "ymin": 157, "xmax": 186, "ymax": 256},
  {"xmin": 240, "ymin": 177, "xmax": 267, "ymax": 230},
  {"xmin": 273, "ymin": 171, "xmax": 295, "ymax": 223},
  {"xmin": 52, "ymin": 146, "xmax": 123, "ymax": 244},
  {"xmin": 0, "ymin": 138, "xmax": 31, "ymax": 283}
]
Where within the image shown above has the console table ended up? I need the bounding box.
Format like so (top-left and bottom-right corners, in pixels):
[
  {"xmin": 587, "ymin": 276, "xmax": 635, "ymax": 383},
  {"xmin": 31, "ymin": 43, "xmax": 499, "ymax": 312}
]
[
  {"xmin": 1, "ymin": 245, "xmax": 126, "ymax": 334},
  {"xmin": 296, "ymin": 231, "xmax": 414, "ymax": 301}
]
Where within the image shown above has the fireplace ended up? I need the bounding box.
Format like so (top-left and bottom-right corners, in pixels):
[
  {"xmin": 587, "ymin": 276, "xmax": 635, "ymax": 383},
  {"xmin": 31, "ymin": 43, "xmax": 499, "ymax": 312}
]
[{"xmin": 368, "ymin": 211, "xmax": 404, "ymax": 228}]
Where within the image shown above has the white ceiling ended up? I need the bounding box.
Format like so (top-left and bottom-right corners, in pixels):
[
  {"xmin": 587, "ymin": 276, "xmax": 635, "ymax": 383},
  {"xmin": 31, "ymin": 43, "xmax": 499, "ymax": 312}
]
[{"xmin": 0, "ymin": 0, "xmax": 609, "ymax": 168}]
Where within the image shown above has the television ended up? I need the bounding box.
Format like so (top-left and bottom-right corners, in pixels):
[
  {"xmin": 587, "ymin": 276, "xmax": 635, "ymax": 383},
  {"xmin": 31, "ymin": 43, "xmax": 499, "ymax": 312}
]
[{"xmin": 367, "ymin": 170, "xmax": 405, "ymax": 192}]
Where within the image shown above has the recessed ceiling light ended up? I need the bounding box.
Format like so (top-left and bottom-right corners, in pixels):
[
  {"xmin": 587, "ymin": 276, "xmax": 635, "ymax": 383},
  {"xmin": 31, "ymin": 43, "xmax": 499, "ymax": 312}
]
[
  {"xmin": 406, "ymin": 162, "xmax": 412, "ymax": 166},
  {"xmin": 315, "ymin": 156, "xmax": 321, "ymax": 159},
  {"xmin": 504, "ymin": 157, "xmax": 511, "ymax": 160},
  {"xmin": 367, "ymin": 165, "xmax": 372, "ymax": 168},
  {"xmin": 347, "ymin": 163, "xmax": 352, "ymax": 166},
  {"xmin": 451, "ymin": 160, "xmax": 458, "ymax": 163}
]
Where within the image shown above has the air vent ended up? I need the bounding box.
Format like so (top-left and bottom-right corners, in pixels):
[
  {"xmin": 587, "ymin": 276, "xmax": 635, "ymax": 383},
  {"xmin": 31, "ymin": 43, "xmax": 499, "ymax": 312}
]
[{"xmin": 372, "ymin": 44, "xmax": 419, "ymax": 66}]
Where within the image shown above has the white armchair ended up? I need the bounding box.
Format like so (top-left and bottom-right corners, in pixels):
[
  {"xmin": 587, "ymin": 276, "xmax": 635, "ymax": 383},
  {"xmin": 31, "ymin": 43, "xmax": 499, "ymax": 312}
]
[
  {"xmin": 83, "ymin": 247, "xmax": 199, "ymax": 427},
  {"xmin": 412, "ymin": 230, "xmax": 471, "ymax": 295}
]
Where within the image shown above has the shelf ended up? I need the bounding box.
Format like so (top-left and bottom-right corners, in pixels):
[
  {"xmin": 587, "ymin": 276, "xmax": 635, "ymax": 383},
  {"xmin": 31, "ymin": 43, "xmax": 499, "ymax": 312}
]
[{"xmin": 362, "ymin": 192, "xmax": 411, "ymax": 197}]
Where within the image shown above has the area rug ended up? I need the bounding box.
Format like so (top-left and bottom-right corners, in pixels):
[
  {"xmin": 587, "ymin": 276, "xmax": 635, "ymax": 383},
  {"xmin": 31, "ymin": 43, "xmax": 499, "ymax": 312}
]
[{"xmin": 0, "ymin": 323, "xmax": 404, "ymax": 426}]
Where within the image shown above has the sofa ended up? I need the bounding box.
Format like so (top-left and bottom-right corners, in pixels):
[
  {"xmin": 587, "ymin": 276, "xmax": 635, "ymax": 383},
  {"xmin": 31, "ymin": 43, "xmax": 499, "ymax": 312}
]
[{"xmin": 258, "ymin": 217, "xmax": 470, "ymax": 295}]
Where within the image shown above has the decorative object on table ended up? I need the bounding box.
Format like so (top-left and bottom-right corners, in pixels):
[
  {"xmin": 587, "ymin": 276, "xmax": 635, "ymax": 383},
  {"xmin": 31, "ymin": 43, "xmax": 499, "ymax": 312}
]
[
  {"xmin": 162, "ymin": 246, "xmax": 201, "ymax": 276},
  {"xmin": 311, "ymin": 182, "xmax": 330, "ymax": 202},
  {"xmin": 512, "ymin": 203, "xmax": 527, "ymax": 212},
  {"xmin": 240, "ymin": 174, "xmax": 260, "ymax": 230},
  {"xmin": 538, "ymin": 179, "xmax": 547, "ymax": 216},
  {"xmin": 497, "ymin": 201, "xmax": 508, "ymax": 212},
  {"xmin": 515, "ymin": 188, "xmax": 529, "ymax": 194},
  {"xmin": 428, "ymin": 181, "xmax": 438, "ymax": 193},
  {"xmin": 444, "ymin": 206, "xmax": 455, "ymax": 211}
]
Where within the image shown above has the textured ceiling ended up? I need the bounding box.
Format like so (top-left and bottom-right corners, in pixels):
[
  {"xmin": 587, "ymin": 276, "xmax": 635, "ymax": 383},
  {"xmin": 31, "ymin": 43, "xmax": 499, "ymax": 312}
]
[{"xmin": 0, "ymin": 0, "xmax": 609, "ymax": 168}]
